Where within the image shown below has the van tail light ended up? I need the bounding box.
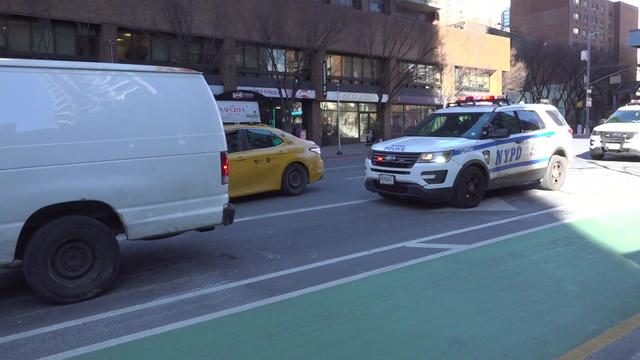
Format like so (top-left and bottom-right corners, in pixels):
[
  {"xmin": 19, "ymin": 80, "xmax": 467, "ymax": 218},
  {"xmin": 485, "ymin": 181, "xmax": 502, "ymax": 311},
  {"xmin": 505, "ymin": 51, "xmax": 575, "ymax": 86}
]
[
  {"xmin": 568, "ymin": 128, "xmax": 574, "ymax": 136},
  {"xmin": 221, "ymin": 152, "xmax": 229, "ymax": 185}
]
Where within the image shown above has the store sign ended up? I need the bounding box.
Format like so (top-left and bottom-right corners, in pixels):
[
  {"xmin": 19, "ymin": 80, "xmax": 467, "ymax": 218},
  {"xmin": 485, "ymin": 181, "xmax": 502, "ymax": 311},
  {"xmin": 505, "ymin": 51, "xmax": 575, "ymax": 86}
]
[
  {"xmin": 217, "ymin": 101, "xmax": 261, "ymax": 123},
  {"xmin": 238, "ymin": 86, "xmax": 316, "ymax": 99},
  {"xmin": 326, "ymin": 91, "xmax": 389, "ymax": 103},
  {"xmin": 322, "ymin": 61, "xmax": 328, "ymax": 98}
]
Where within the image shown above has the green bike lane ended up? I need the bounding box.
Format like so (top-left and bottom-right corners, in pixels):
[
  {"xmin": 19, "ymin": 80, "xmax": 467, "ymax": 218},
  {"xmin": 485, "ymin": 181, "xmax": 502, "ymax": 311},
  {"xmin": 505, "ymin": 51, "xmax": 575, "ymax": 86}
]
[{"xmin": 79, "ymin": 209, "xmax": 640, "ymax": 360}]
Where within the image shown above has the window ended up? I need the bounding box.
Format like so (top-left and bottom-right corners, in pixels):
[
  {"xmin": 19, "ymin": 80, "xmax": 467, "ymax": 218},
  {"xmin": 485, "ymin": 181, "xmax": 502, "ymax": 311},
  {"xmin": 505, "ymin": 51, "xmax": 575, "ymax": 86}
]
[
  {"xmin": 583, "ymin": 1, "xmax": 588, "ymax": 7},
  {"xmin": 581, "ymin": 30, "xmax": 587, "ymax": 36},
  {"xmin": 574, "ymin": 0, "xmax": 580, "ymax": 4},
  {"xmin": 237, "ymin": 43, "xmax": 304, "ymax": 75},
  {"xmin": 546, "ymin": 110, "xmax": 569, "ymax": 126},
  {"xmin": 225, "ymin": 131, "xmax": 243, "ymax": 153},
  {"xmin": 0, "ymin": 20, "xmax": 5, "ymax": 48},
  {"xmin": 77, "ymin": 25, "xmax": 98, "ymax": 58},
  {"xmin": 8, "ymin": 19, "xmax": 30, "ymax": 52},
  {"xmin": 573, "ymin": 13, "xmax": 580, "ymax": 20},
  {"xmin": 336, "ymin": 0, "xmax": 353, "ymax": 7},
  {"xmin": 369, "ymin": 0, "xmax": 382, "ymax": 12},
  {"xmin": 517, "ymin": 111, "xmax": 544, "ymax": 132},
  {"xmin": 456, "ymin": 67, "xmax": 491, "ymax": 93},
  {"xmin": 573, "ymin": 27, "xmax": 580, "ymax": 34},
  {"xmin": 31, "ymin": 22, "xmax": 54, "ymax": 54},
  {"xmin": 492, "ymin": 112, "xmax": 521, "ymax": 135},
  {"xmin": 246, "ymin": 129, "xmax": 280, "ymax": 150},
  {"xmin": 326, "ymin": 53, "xmax": 380, "ymax": 83},
  {"xmin": 54, "ymin": 23, "xmax": 76, "ymax": 56},
  {"xmin": 402, "ymin": 62, "xmax": 441, "ymax": 88}
]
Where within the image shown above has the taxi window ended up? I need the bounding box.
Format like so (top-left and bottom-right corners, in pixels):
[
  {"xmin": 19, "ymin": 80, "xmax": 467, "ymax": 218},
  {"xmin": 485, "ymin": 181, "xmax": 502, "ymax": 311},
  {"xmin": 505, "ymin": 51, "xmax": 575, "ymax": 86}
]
[
  {"xmin": 247, "ymin": 129, "xmax": 281, "ymax": 150},
  {"xmin": 517, "ymin": 111, "xmax": 544, "ymax": 132},
  {"xmin": 491, "ymin": 111, "xmax": 521, "ymax": 135},
  {"xmin": 225, "ymin": 131, "xmax": 242, "ymax": 153}
]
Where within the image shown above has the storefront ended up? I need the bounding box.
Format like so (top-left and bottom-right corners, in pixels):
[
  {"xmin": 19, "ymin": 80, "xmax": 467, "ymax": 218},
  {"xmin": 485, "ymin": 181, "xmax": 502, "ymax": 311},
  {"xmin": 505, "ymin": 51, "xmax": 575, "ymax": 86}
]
[
  {"xmin": 390, "ymin": 105, "xmax": 438, "ymax": 138},
  {"xmin": 320, "ymin": 91, "xmax": 388, "ymax": 146}
]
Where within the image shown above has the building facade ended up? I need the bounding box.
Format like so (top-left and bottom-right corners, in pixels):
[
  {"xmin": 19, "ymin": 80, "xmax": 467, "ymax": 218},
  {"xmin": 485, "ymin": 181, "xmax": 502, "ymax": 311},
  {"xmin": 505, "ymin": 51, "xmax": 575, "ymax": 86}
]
[
  {"xmin": 511, "ymin": 0, "xmax": 638, "ymax": 70},
  {"xmin": 0, "ymin": 0, "xmax": 509, "ymax": 145}
]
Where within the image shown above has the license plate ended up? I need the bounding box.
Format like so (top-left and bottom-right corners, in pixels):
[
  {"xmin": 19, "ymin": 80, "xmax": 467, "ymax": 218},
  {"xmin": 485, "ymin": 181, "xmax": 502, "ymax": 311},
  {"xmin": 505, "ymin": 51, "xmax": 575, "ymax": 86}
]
[
  {"xmin": 606, "ymin": 143, "xmax": 621, "ymax": 150},
  {"xmin": 379, "ymin": 174, "xmax": 395, "ymax": 185}
]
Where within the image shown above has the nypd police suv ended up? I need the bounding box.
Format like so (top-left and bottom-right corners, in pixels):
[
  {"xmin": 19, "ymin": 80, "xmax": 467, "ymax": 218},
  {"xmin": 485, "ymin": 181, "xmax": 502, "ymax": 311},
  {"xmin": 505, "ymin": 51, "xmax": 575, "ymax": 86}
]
[
  {"xmin": 365, "ymin": 96, "xmax": 574, "ymax": 208},
  {"xmin": 589, "ymin": 100, "xmax": 640, "ymax": 160}
]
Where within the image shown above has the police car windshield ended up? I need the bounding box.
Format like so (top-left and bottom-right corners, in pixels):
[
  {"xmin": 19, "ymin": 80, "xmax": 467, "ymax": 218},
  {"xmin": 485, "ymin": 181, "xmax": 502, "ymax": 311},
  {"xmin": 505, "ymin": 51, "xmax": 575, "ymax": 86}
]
[
  {"xmin": 412, "ymin": 112, "xmax": 493, "ymax": 139},
  {"xmin": 607, "ymin": 110, "xmax": 640, "ymax": 124}
]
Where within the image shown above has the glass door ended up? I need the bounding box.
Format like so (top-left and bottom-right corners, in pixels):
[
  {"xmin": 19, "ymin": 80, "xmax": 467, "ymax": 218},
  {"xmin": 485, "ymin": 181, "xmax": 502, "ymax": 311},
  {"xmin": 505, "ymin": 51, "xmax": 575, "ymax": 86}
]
[{"xmin": 359, "ymin": 113, "xmax": 377, "ymax": 143}]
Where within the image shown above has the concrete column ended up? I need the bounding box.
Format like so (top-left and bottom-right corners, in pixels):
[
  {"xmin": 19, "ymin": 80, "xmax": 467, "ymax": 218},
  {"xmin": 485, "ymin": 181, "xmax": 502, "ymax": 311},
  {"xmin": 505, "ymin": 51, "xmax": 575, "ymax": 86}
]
[
  {"xmin": 221, "ymin": 38, "xmax": 237, "ymax": 91},
  {"xmin": 99, "ymin": 24, "xmax": 117, "ymax": 63}
]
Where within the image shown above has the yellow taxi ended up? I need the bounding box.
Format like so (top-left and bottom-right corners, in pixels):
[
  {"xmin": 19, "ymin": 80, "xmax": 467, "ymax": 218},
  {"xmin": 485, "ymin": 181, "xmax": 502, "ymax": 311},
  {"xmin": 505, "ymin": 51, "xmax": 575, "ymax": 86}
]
[{"xmin": 224, "ymin": 124, "xmax": 324, "ymax": 198}]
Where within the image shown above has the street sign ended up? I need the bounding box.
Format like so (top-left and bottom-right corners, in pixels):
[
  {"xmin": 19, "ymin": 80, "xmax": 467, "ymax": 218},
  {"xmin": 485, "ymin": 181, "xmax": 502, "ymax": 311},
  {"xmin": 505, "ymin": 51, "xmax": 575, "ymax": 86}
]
[
  {"xmin": 322, "ymin": 61, "xmax": 328, "ymax": 99},
  {"xmin": 586, "ymin": 97, "xmax": 592, "ymax": 108}
]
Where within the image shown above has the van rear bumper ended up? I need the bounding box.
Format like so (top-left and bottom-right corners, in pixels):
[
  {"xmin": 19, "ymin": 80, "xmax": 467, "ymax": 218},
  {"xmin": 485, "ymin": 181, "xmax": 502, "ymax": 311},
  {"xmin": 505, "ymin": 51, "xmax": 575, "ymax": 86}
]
[{"xmin": 223, "ymin": 203, "xmax": 235, "ymax": 226}]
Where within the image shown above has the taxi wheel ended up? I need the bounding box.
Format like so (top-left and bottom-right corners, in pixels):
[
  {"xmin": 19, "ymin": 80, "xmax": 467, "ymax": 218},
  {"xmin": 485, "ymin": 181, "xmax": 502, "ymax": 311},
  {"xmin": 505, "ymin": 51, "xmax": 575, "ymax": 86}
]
[
  {"xmin": 540, "ymin": 155, "xmax": 567, "ymax": 191},
  {"xmin": 452, "ymin": 167, "xmax": 486, "ymax": 209},
  {"xmin": 281, "ymin": 163, "xmax": 308, "ymax": 196}
]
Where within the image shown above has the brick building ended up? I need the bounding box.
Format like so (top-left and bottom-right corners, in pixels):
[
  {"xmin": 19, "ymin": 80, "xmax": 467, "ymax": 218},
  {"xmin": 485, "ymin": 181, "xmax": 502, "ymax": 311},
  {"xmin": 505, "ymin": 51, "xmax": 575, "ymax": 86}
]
[{"xmin": 0, "ymin": 0, "xmax": 510, "ymax": 145}]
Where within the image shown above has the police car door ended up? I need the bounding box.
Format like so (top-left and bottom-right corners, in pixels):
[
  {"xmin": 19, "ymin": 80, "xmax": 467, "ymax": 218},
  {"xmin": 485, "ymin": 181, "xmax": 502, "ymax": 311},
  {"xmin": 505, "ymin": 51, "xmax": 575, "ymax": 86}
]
[
  {"xmin": 490, "ymin": 111, "xmax": 529, "ymax": 184},
  {"xmin": 516, "ymin": 110, "xmax": 550, "ymax": 182}
]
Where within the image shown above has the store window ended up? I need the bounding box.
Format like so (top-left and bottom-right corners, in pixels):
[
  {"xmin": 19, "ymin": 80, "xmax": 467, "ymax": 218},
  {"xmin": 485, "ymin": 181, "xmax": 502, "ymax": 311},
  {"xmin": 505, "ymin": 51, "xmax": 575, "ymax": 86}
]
[
  {"xmin": 369, "ymin": 0, "xmax": 383, "ymax": 12},
  {"xmin": 336, "ymin": 0, "xmax": 354, "ymax": 7},
  {"xmin": 31, "ymin": 22, "xmax": 54, "ymax": 54},
  {"xmin": 8, "ymin": 19, "xmax": 30, "ymax": 52},
  {"xmin": 391, "ymin": 105, "xmax": 437, "ymax": 139},
  {"xmin": 326, "ymin": 53, "xmax": 380, "ymax": 84},
  {"xmin": 320, "ymin": 101, "xmax": 376, "ymax": 145},
  {"xmin": 0, "ymin": 20, "xmax": 6, "ymax": 49},
  {"xmin": 54, "ymin": 23, "xmax": 77, "ymax": 56}
]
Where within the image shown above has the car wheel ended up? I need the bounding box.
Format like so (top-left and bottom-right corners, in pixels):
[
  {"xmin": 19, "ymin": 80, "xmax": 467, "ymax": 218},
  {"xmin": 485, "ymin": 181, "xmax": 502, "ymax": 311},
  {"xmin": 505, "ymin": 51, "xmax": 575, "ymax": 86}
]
[
  {"xmin": 540, "ymin": 155, "xmax": 568, "ymax": 191},
  {"xmin": 590, "ymin": 150, "xmax": 605, "ymax": 160},
  {"xmin": 451, "ymin": 166, "xmax": 486, "ymax": 209},
  {"xmin": 22, "ymin": 216, "xmax": 120, "ymax": 304},
  {"xmin": 281, "ymin": 163, "xmax": 308, "ymax": 196}
]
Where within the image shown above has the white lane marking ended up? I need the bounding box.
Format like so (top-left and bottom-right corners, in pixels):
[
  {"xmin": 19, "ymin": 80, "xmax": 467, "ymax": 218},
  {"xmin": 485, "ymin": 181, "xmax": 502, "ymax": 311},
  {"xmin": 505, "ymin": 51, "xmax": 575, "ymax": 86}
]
[
  {"xmin": 44, "ymin": 212, "xmax": 589, "ymax": 360},
  {"xmin": 0, "ymin": 206, "xmax": 566, "ymax": 346},
  {"xmin": 235, "ymin": 199, "xmax": 376, "ymax": 223},
  {"xmin": 324, "ymin": 165, "xmax": 363, "ymax": 171},
  {"xmin": 405, "ymin": 243, "xmax": 468, "ymax": 250},
  {"xmin": 344, "ymin": 176, "xmax": 365, "ymax": 181}
]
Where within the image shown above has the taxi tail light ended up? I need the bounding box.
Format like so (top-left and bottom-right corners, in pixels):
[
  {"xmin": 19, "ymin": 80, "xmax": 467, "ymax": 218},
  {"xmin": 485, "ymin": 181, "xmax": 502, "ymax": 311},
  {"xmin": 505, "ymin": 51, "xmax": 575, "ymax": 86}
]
[
  {"xmin": 309, "ymin": 146, "xmax": 321, "ymax": 154},
  {"xmin": 221, "ymin": 151, "xmax": 229, "ymax": 185}
]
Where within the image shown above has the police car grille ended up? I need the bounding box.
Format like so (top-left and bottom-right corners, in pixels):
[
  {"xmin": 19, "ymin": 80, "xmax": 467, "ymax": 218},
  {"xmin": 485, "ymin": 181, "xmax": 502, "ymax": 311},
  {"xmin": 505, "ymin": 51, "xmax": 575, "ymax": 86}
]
[
  {"xmin": 603, "ymin": 132, "xmax": 634, "ymax": 141},
  {"xmin": 372, "ymin": 151, "xmax": 421, "ymax": 169}
]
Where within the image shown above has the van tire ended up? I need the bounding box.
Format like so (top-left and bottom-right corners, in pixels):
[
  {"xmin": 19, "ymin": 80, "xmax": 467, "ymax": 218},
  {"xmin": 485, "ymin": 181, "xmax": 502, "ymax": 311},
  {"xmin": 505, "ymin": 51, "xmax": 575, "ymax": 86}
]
[
  {"xmin": 451, "ymin": 166, "xmax": 486, "ymax": 209},
  {"xmin": 22, "ymin": 216, "xmax": 120, "ymax": 304},
  {"xmin": 540, "ymin": 155, "xmax": 567, "ymax": 191},
  {"xmin": 281, "ymin": 163, "xmax": 308, "ymax": 196}
]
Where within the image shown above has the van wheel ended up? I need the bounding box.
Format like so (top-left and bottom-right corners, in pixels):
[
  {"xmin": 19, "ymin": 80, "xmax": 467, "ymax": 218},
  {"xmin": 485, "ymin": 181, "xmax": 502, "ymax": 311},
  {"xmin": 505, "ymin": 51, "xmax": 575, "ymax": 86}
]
[
  {"xmin": 281, "ymin": 164, "xmax": 308, "ymax": 196},
  {"xmin": 452, "ymin": 167, "xmax": 486, "ymax": 209},
  {"xmin": 590, "ymin": 150, "xmax": 604, "ymax": 160},
  {"xmin": 540, "ymin": 155, "xmax": 568, "ymax": 191},
  {"xmin": 22, "ymin": 216, "xmax": 120, "ymax": 304}
]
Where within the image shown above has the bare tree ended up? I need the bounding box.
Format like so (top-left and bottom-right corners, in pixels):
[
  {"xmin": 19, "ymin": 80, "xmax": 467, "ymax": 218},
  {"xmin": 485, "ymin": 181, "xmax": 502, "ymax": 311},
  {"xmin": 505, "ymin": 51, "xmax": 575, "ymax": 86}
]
[
  {"xmin": 245, "ymin": 0, "xmax": 347, "ymax": 131},
  {"xmin": 503, "ymin": 48, "xmax": 527, "ymax": 100},
  {"xmin": 440, "ymin": 66, "xmax": 472, "ymax": 106},
  {"xmin": 359, "ymin": 16, "xmax": 440, "ymax": 135}
]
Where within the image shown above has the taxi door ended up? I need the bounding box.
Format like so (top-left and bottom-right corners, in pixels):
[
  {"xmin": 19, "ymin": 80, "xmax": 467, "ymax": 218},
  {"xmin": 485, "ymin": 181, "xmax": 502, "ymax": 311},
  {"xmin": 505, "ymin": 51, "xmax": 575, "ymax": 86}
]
[
  {"xmin": 490, "ymin": 111, "xmax": 530, "ymax": 185},
  {"xmin": 240, "ymin": 128, "xmax": 287, "ymax": 194},
  {"xmin": 226, "ymin": 129, "xmax": 253, "ymax": 198}
]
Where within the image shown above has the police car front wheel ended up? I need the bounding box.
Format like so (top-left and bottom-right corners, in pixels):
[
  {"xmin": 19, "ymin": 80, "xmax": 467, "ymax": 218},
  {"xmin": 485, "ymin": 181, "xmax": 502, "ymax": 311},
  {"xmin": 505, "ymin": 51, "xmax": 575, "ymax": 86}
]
[
  {"xmin": 540, "ymin": 155, "xmax": 567, "ymax": 191},
  {"xmin": 452, "ymin": 167, "xmax": 487, "ymax": 209}
]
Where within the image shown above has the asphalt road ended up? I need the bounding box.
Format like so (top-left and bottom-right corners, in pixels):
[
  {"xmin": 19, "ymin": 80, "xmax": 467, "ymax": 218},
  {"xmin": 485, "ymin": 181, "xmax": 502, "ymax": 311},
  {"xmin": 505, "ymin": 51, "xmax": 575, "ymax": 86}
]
[{"xmin": 1, "ymin": 139, "xmax": 640, "ymax": 359}]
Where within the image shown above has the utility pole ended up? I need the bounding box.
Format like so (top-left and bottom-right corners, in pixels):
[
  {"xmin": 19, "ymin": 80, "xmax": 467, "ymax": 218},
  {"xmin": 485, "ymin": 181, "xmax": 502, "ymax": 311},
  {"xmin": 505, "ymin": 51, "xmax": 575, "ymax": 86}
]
[
  {"xmin": 585, "ymin": 32, "xmax": 598, "ymax": 134},
  {"xmin": 336, "ymin": 82, "xmax": 342, "ymax": 156}
]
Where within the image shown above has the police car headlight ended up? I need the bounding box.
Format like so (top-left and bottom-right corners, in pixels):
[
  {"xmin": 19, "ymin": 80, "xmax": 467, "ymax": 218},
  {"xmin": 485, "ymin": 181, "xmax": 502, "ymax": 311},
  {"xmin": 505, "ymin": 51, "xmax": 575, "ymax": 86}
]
[{"xmin": 417, "ymin": 151, "xmax": 453, "ymax": 164}]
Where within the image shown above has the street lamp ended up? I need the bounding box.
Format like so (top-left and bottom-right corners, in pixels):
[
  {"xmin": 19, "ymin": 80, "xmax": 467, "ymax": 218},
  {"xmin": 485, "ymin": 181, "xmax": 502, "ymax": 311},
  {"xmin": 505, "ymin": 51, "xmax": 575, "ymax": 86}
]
[{"xmin": 584, "ymin": 32, "xmax": 599, "ymax": 134}]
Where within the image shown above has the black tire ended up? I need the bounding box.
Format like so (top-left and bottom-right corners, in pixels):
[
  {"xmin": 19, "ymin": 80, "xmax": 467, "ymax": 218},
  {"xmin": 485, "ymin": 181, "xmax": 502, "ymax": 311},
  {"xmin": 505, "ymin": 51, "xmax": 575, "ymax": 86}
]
[
  {"xmin": 281, "ymin": 163, "xmax": 308, "ymax": 196},
  {"xmin": 540, "ymin": 155, "xmax": 568, "ymax": 191},
  {"xmin": 590, "ymin": 150, "xmax": 605, "ymax": 160},
  {"xmin": 22, "ymin": 216, "xmax": 120, "ymax": 304},
  {"xmin": 451, "ymin": 166, "xmax": 487, "ymax": 209}
]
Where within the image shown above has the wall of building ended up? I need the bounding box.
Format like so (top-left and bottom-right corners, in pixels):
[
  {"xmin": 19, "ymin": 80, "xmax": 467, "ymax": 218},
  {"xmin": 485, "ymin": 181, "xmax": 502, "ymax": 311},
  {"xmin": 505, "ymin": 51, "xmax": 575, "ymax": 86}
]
[
  {"xmin": 511, "ymin": 0, "xmax": 571, "ymax": 43},
  {"xmin": 613, "ymin": 1, "xmax": 639, "ymax": 72}
]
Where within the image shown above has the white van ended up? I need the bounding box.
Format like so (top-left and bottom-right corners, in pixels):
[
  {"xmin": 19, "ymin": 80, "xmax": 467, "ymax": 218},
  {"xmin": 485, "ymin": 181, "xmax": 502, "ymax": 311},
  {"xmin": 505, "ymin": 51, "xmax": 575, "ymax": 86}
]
[{"xmin": 0, "ymin": 59, "xmax": 234, "ymax": 303}]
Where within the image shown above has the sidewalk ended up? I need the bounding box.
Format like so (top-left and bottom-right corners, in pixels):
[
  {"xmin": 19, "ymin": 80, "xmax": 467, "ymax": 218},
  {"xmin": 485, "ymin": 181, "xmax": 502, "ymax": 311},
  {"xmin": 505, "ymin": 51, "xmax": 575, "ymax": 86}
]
[{"xmin": 321, "ymin": 143, "xmax": 371, "ymax": 161}]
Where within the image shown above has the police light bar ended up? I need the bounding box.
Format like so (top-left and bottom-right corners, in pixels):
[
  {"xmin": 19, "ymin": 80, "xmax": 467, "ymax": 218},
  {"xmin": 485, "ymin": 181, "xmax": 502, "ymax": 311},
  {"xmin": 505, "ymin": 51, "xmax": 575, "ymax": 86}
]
[
  {"xmin": 452, "ymin": 95, "xmax": 509, "ymax": 106},
  {"xmin": 629, "ymin": 98, "xmax": 640, "ymax": 105}
]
